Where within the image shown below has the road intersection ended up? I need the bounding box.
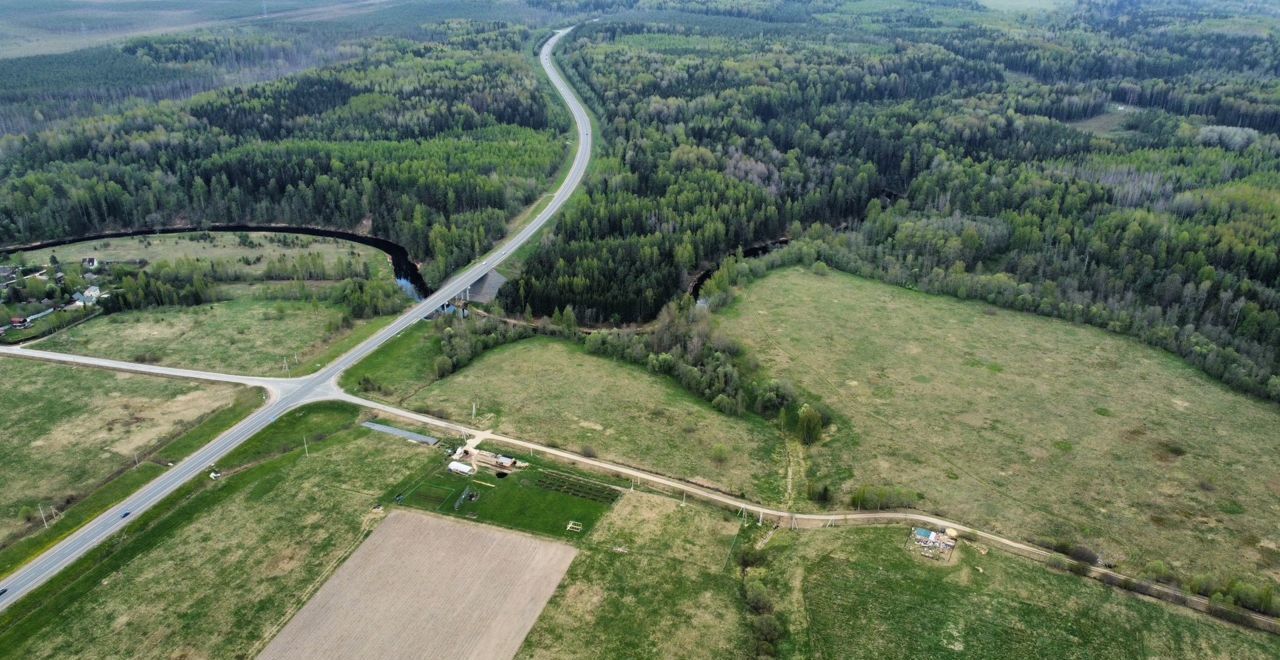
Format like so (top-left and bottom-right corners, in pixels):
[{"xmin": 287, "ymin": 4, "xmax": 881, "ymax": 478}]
[
  {"xmin": 0, "ymin": 25, "xmax": 1272, "ymax": 636},
  {"xmin": 0, "ymin": 25, "xmax": 591, "ymax": 612}
]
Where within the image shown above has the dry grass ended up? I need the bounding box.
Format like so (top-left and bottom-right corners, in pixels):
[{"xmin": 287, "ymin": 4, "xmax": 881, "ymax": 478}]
[
  {"xmin": 417, "ymin": 338, "xmax": 787, "ymax": 503},
  {"xmin": 36, "ymin": 297, "xmax": 386, "ymax": 377},
  {"xmin": 24, "ymin": 232, "xmax": 389, "ymax": 278},
  {"xmin": 717, "ymin": 267, "xmax": 1280, "ymax": 581},
  {"xmin": 261, "ymin": 510, "xmax": 577, "ymax": 660},
  {"xmin": 0, "ymin": 357, "xmax": 238, "ymax": 541}
]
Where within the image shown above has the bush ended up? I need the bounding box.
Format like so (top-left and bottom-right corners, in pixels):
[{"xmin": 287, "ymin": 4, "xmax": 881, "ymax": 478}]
[
  {"xmin": 580, "ymin": 445, "xmax": 597, "ymax": 458},
  {"xmin": 807, "ymin": 483, "xmax": 832, "ymax": 504},
  {"xmin": 744, "ymin": 580, "xmax": 773, "ymax": 613},
  {"xmin": 752, "ymin": 614, "xmax": 782, "ymax": 643},
  {"xmin": 710, "ymin": 444, "xmax": 729, "ymax": 466},
  {"xmin": 1066, "ymin": 544, "xmax": 1099, "ymax": 565},
  {"xmin": 849, "ymin": 485, "xmax": 918, "ymax": 510},
  {"xmin": 1142, "ymin": 560, "xmax": 1178, "ymax": 586},
  {"xmin": 433, "ymin": 355, "xmax": 454, "ymax": 378},
  {"xmin": 796, "ymin": 403, "xmax": 823, "ymax": 444},
  {"xmin": 738, "ymin": 546, "xmax": 767, "ymax": 569},
  {"xmin": 1069, "ymin": 560, "xmax": 1092, "ymax": 576}
]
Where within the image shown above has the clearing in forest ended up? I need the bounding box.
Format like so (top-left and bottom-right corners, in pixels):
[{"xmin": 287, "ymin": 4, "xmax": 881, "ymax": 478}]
[
  {"xmin": 413, "ymin": 337, "xmax": 788, "ymax": 504},
  {"xmin": 717, "ymin": 267, "xmax": 1280, "ymax": 582},
  {"xmin": 261, "ymin": 510, "xmax": 576, "ymax": 660}
]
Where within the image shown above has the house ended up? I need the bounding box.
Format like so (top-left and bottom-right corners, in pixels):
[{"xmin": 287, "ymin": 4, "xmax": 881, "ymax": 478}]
[
  {"xmin": 10, "ymin": 316, "xmax": 28, "ymax": 328},
  {"xmin": 73, "ymin": 285, "xmax": 101, "ymax": 306}
]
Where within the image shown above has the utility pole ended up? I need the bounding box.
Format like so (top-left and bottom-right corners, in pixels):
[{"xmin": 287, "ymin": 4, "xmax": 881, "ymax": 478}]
[
  {"xmin": 472, "ymin": 402, "xmax": 477, "ymax": 419},
  {"xmin": 38, "ymin": 503, "xmax": 48, "ymax": 529},
  {"xmin": 303, "ymin": 435, "xmax": 310, "ymax": 457},
  {"xmin": 134, "ymin": 453, "xmax": 140, "ymax": 469}
]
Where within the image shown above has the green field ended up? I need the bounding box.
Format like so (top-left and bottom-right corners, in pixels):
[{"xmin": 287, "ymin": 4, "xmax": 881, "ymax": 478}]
[
  {"xmin": 392, "ymin": 446, "xmax": 619, "ymax": 540},
  {"xmin": 0, "ymin": 357, "xmax": 244, "ymax": 547},
  {"xmin": 518, "ymin": 492, "xmax": 747, "ymax": 659},
  {"xmin": 0, "ymin": 402, "xmax": 444, "ymax": 658},
  {"xmin": 407, "ymin": 337, "xmax": 789, "ymax": 504},
  {"xmin": 759, "ymin": 526, "xmax": 1279, "ymax": 658},
  {"xmin": 35, "ymin": 296, "xmax": 395, "ymax": 377},
  {"xmin": 717, "ymin": 267, "xmax": 1280, "ymax": 581},
  {"xmin": 339, "ymin": 320, "xmax": 444, "ymax": 398}
]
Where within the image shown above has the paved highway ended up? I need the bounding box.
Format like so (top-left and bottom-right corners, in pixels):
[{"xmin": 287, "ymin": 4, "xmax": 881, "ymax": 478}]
[{"xmin": 0, "ymin": 25, "xmax": 591, "ymax": 612}]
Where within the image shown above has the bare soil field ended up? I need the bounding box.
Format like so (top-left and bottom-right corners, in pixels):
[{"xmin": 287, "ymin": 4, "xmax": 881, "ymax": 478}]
[{"xmin": 260, "ymin": 510, "xmax": 577, "ymax": 660}]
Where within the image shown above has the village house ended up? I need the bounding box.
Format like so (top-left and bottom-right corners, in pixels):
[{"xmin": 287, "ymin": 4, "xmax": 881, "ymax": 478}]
[{"xmin": 73, "ymin": 285, "xmax": 101, "ymax": 306}]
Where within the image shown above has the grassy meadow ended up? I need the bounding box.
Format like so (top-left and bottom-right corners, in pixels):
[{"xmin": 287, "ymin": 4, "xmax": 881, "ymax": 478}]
[
  {"xmin": 518, "ymin": 491, "xmax": 747, "ymax": 659},
  {"xmin": 759, "ymin": 526, "xmax": 1280, "ymax": 658},
  {"xmin": 0, "ymin": 402, "xmax": 444, "ymax": 658},
  {"xmin": 0, "ymin": 357, "xmax": 243, "ymax": 547},
  {"xmin": 716, "ymin": 267, "xmax": 1280, "ymax": 581},
  {"xmin": 36, "ymin": 296, "xmax": 395, "ymax": 377},
  {"xmin": 410, "ymin": 337, "xmax": 789, "ymax": 504}
]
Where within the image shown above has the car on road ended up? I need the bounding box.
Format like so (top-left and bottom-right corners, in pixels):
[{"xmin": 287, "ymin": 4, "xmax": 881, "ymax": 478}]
[
  {"xmin": 120, "ymin": 511, "xmax": 131, "ymax": 519},
  {"xmin": 0, "ymin": 588, "xmax": 8, "ymax": 598}
]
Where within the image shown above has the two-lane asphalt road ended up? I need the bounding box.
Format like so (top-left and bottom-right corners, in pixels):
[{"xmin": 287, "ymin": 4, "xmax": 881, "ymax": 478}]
[{"xmin": 0, "ymin": 25, "xmax": 591, "ymax": 612}]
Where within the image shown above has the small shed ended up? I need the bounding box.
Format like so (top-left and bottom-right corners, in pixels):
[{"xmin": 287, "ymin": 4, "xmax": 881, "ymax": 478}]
[{"xmin": 448, "ymin": 461, "xmax": 476, "ymax": 476}]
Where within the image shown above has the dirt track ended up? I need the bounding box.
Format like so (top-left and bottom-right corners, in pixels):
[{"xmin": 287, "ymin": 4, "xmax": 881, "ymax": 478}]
[{"xmin": 258, "ymin": 510, "xmax": 577, "ymax": 660}]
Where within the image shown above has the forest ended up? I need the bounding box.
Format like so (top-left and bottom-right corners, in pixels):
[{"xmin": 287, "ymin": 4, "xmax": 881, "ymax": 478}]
[
  {"xmin": 0, "ymin": 20, "xmax": 568, "ymax": 289},
  {"xmin": 497, "ymin": 0, "xmax": 1280, "ymax": 404}
]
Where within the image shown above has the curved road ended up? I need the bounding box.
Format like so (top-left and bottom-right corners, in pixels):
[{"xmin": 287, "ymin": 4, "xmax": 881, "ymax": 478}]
[
  {"xmin": 0, "ymin": 25, "xmax": 591, "ymax": 613},
  {"xmin": 2, "ymin": 28, "xmax": 1271, "ymax": 636}
]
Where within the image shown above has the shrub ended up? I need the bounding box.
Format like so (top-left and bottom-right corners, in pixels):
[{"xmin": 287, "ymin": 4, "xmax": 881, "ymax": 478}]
[
  {"xmin": 849, "ymin": 485, "xmax": 918, "ymax": 510},
  {"xmin": 433, "ymin": 355, "xmax": 454, "ymax": 378},
  {"xmin": 738, "ymin": 546, "xmax": 767, "ymax": 569},
  {"xmin": 752, "ymin": 614, "xmax": 782, "ymax": 643},
  {"xmin": 1142, "ymin": 560, "xmax": 1178, "ymax": 586},
  {"xmin": 796, "ymin": 403, "xmax": 823, "ymax": 444},
  {"xmin": 580, "ymin": 445, "xmax": 597, "ymax": 458},
  {"xmin": 1066, "ymin": 545, "xmax": 1099, "ymax": 565},
  {"xmin": 710, "ymin": 444, "xmax": 729, "ymax": 466},
  {"xmin": 807, "ymin": 483, "xmax": 832, "ymax": 504},
  {"xmin": 1069, "ymin": 560, "xmax": 1092, "ymax": 576},
  {"xmin": 744, "ymin": 580, "xmax": 773, "ymax": 613}
]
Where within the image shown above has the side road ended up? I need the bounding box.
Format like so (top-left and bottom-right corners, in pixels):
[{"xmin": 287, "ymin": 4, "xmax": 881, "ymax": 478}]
[
  {"xmin": 347, "ymin": 394, "xmax": 1280, "ymax": 636},
  {"xmin": 0, "ymin": 25, "xmax": 592, "ymax": 613}
]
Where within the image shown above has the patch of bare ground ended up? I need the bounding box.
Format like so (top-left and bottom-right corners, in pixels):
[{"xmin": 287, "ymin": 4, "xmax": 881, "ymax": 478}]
[{"xmin": 260, "ymin": 510, "xmax": 576, "ymax": 660}]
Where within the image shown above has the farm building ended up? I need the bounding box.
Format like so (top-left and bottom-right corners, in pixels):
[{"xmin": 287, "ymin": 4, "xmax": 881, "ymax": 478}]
[
  {"xmin": 909, "ymin": 527, "xmax": 957, "ymax": 561},
  {"xmin": 361, "ymin": 421, "xmax": 439, "ymax": 446},
  {"xmin": 448, "ymin": 461, "xmax": 476, "ymax": 476}
]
